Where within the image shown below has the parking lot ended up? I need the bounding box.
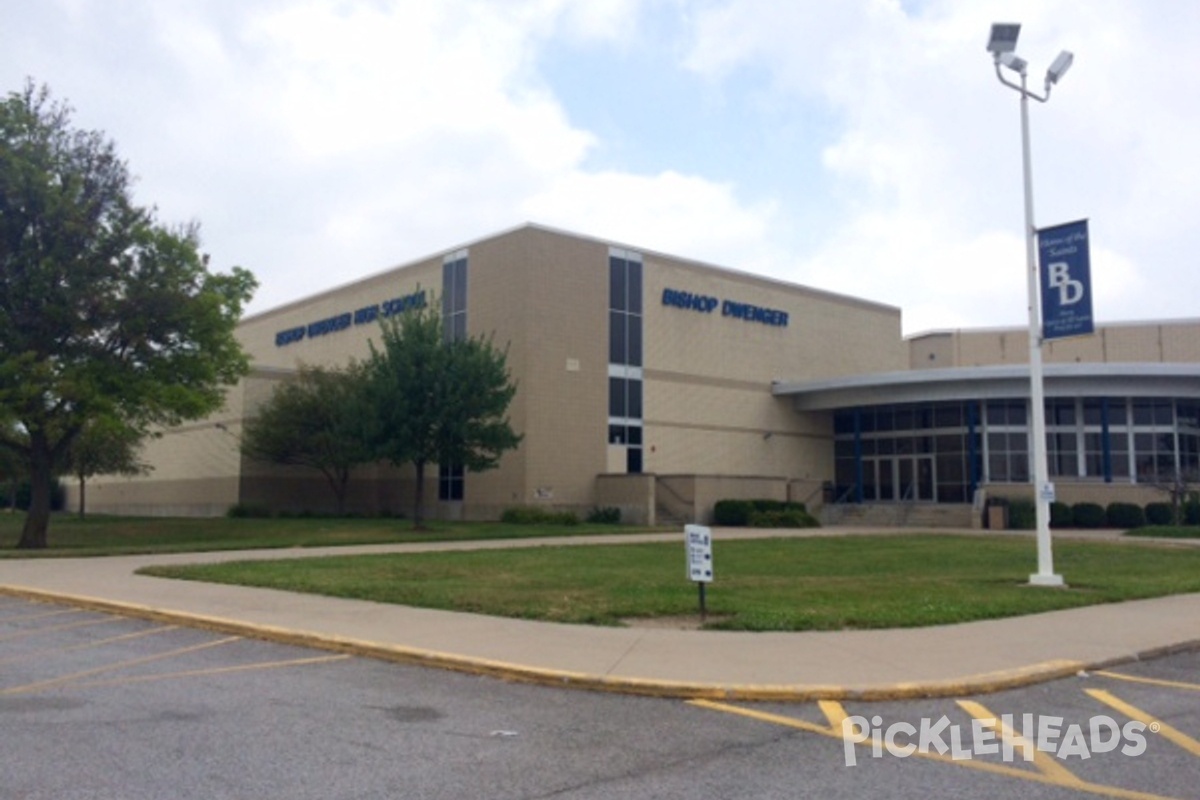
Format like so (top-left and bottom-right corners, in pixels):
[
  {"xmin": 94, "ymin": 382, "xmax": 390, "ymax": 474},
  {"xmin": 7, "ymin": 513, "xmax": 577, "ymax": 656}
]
[{"xmin": 3, "ymin": 595, "xmax": 1198, "ymax": 799}]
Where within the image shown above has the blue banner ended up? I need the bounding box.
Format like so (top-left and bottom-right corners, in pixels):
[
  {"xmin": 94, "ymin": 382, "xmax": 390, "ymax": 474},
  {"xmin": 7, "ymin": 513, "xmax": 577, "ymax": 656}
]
[{"xmin": 1038, "ymin": 219, "xmax": 1094, "ymax": 341}]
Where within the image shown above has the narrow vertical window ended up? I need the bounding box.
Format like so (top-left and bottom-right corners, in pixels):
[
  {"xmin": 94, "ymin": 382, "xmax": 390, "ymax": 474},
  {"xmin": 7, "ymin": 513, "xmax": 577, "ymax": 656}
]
[
  {"xmin": 440, "ymin": 251, "xmax": 468, "ymax": 499},
  {"xmin": 608, "ymin": 249, "xmax": 643, "ymax": 473}
]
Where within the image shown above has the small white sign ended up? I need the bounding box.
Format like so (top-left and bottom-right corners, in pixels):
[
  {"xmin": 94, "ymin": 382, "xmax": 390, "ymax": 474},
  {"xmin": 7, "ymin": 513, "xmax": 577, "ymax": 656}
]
[
  {"xmin": 1039, "ymin": 482, "xmax": 1057, "ymax": 503},
  {"xmin": 685, "ymin": 524, "xmax": 713, "ymax": 583}
]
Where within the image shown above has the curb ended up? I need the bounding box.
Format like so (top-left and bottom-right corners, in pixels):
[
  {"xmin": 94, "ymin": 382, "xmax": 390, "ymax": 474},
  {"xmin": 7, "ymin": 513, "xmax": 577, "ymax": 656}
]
[{"xmin": 2, "ymin": 584, "xmax": 1193, "ymax": 702}]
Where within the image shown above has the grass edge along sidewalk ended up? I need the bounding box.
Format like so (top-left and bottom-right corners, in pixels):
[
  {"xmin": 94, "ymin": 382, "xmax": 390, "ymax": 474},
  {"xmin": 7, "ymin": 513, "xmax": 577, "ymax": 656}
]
[
  {"xmin": 0, "ymin": 514, "xmax": 658, "ymax": 558},
  {"xmin": 138, "ymin": 534, "xmax": 1200, "ymax": 632}
]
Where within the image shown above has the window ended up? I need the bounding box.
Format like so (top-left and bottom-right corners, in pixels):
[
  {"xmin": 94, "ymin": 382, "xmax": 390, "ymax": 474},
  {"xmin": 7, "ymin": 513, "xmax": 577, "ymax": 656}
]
[
  {"xmin": 608, "ymin": 250, "xmax": 644, "ymax": 473},
  {"xmin": 440, "ymin": 253, "xmax": 468, "ymax": 499},
  {"xmin": 438, "ymin": 463, "xmax": 464, "ymax": 501},
  {"xmin": 442, "ymin": 253, "xmax": 467, "ymax": 343}
]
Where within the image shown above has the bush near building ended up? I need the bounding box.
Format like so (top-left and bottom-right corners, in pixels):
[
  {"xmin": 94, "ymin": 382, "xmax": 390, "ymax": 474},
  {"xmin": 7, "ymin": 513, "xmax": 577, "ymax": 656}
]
[
  {"xmin": 714, "ymin": 499, "xmax": 815, "ymax": 527},
  {"xmin": 585, "ymin": 507, "xmax": 622, "ymax": 524},
  {"xmin": 1049, "ymin": 501, "xmax": 1073, "ymax": 529},
  {"xmin": 1007, "ymin": 499, "xmax": 1036, "ymax": 530},
  {"xmin": 1106, "ymin": 502, "xmax": 1146, "ymax": 529},
  {"xmin": 500, "ymin": 506, "xmax": 579, "ymax": 525},
  {"xmin": 1144, "ymin": 502, "xmax": 1175, "ymax": 526},
  {"xmin": 1071, "ymin": 502, "xmax": 1107, "ymax": 529}
]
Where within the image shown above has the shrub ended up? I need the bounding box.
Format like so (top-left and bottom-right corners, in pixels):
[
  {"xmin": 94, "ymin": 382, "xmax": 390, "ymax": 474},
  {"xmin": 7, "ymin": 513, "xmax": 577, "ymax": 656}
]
[
  {"xmin": 1185, "ymin": 501, "xmax": 1200, "ymax": 526},
  {"xmin": 713, "ymin": 500, "xmax": 754, "ymax": 526},
  {"xmin": 585, "ymin": 506, "xmax": 621, "ymax": 524},
  {"xmin": 1071, "ymin": 502, "xmax": 1107, "ymax": 529},
  {"xmin": 1144, "ymin": 502, "xmax": 1174, "ymax": 526},
  {"xmin": 1105, "ymin": 502, "xmax": 1145, "ymax": 529},
  {"xmin": 746, "ymin": 509, "xmax": 820, "ymax": 528},
  {"xmin": 0, "ymin": 480, "xmax": 65, "ymax": 512},
  {"xmin": 1049, "ymin": 501, "xmax": 1073, "ymax": 529},
  {"xmin": 226, "ymin": 503, "xmax": 272, "ymax": 518},
  {"xmin": 1007, "ymin": 498, "xmax": 1035, "ymax": 530},
  {"xmin": 714, "ymin": 499, "xmax": 808, "ymax": 527},
  {"xmin": 500, "ymin": 506, "xmax": 579, "ymax": 525}
]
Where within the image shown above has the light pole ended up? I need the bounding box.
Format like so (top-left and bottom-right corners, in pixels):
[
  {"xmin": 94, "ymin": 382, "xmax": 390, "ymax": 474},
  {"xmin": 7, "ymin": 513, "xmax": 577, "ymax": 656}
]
[{"xmin": 987, "ymin": 23, "xmax": 1073, "ymax": 587}]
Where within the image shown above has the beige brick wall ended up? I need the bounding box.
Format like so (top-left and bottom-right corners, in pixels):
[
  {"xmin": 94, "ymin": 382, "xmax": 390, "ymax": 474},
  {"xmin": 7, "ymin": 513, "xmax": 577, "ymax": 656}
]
[
  {"xmin": 914, "ymin": 319, "xmax": 1200, "ymax": 367},
  {"xmin": 642, "ymin": 253, "xmax": 901, "ymax": 492},
  {"xmin": 83, "ymin": 225, "xmax": 906, "ymax": 519}
]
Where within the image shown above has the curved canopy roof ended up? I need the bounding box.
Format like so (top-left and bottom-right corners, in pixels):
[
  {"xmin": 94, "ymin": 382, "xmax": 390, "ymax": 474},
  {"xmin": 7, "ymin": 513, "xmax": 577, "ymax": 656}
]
[{"xmin": 772, "ymin": 363, "xmax": 1200, "ymax": 411}]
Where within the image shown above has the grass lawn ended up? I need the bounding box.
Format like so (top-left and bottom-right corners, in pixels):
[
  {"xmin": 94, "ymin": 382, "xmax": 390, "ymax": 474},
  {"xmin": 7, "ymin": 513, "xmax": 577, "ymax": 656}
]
[
  {"xmin": 138, "ymin": 534, "xmax": 1200, "ymax": 631},
  {"xmin": 0, "ymin": 513, "xmax": 647, "ymax": 558},
  {"xmin": 1124, "ymin": 525, "xmax": 1200, "ymax": 539}
]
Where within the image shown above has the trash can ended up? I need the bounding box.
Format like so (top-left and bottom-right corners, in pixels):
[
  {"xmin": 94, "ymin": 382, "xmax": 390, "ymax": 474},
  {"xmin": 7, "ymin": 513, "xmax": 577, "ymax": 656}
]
[{"xmin": 987, "ymin": 503, "xmax": 1009, "ymax": 530}]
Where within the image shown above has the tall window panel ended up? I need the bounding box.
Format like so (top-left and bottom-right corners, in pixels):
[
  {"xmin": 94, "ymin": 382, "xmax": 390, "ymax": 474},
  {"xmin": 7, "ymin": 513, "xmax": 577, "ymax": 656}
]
[
  {"xmin": 440, "ymin": 251, "xmax": 468, "ymax": 500},
  {"xmin": 608, "ymin": 249, "xmax": 643, "ymax": 474},
  {"xmin": 443, "ymin": 251, "xmax": 468, "ymax": 343}
]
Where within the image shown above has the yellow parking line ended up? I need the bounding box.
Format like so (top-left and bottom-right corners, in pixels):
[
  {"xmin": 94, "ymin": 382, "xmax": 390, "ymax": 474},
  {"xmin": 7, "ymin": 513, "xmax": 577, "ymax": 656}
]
[
  {"xmin": 1086, "ymin": 689, "xmax": 1200, "ymax": 758},
  {"xmin": 1094, "ymin": 671, "xmax": 1200, "ymax": 693},
  {"xmin": 0, "ymin": 616, "xmax": 128, "ymax": 642},
  {"xmin": 0, "ymin": 625, "xmax": 178, "ymax": 666},
  {"xmin": 818, "ymin": 699, "xmax": 852, "ymax": 733},
  {"xmin": 0, "ymin": 608, "xmax": 85, "ymax": 625},
  {"xmin": 64, "ymin": 653, "xmax": 352, "ymax": 690},
  {"xmin": 1, "ymin": 636, "xmax": 241, "ymax": 695},
  {"xmin": 691, "ymin": 700, "xmax": 1184, "ymax": 800},
  {"xmin": 688, "ymin": 699, "xmax": 835, "ymax": 736},
  {"xmin": 957, "ymin": 699, "xmax": 1082, "ymax": 785}
]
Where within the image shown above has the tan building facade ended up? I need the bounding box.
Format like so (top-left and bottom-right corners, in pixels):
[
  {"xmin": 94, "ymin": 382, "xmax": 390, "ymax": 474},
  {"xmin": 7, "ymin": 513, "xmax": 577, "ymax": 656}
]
[
  {"xmin": 83, "ymin": 224, "xmax": 904, "ymax": 522},
  {"xmin": 83, "ymin": 224, "xmax": 1200, "ymax": 523}
]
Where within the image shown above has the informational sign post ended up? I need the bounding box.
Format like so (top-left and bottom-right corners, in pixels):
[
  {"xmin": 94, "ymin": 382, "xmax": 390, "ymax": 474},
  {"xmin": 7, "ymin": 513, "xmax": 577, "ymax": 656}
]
[
  {"xmin": 685, "ymin": 524, "xmax": 713, "ymax": 619},
  {"xmin": 1038, "ymin": 219, "xmax": 1094, "ymax": 341}
]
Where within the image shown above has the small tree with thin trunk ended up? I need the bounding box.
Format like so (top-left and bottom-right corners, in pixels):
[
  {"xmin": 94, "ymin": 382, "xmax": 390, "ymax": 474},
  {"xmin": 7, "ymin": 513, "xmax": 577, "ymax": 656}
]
[
  {"xmin": 363, "ymin": 304, "xmax": 520, "ymax": 528},
  {"xmin": 1149, "ymin": 468, "xmax": 1200, "ymax": 526},
  {"xmin": 241, "ymin": 364, "xmax": 373, "ymax": 515},
  {"xmin": 61, "ymin": 415, "xmax": 151, "ymax": 518}
]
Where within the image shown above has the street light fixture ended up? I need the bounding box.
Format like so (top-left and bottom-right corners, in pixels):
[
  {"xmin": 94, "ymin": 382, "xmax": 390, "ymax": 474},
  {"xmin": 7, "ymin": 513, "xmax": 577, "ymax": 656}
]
[{"xmin": 987, "ymin": 22, "xmax": 1074, "ymax": 588}]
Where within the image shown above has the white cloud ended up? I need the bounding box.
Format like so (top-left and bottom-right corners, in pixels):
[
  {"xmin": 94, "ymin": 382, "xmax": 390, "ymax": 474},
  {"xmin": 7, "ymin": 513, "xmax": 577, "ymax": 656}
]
[
  {"xmin": 522, "ymin": 169, "xmax": 778, "ymax": 265},
  {"xmin": 681, "ymin": 0, "xmax": 1200, "ymax": 332},
  {"xmin": 3, "ymin": 0, "xmax": 1198, "ymax": 332}
]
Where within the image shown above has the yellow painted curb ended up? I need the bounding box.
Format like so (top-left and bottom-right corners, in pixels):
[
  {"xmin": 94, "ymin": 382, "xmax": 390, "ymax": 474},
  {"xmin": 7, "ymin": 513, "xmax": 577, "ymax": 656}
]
[{"xmin": 0, "ymin": 584, "xmax": 1177, "ymax": 702}]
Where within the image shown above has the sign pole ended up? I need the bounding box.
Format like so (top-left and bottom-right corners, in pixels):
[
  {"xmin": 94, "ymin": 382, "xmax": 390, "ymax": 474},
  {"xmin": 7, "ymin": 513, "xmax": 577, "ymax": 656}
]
[{"xmin": 685, "ymin": 524, "xmax": 714, "ymax": 622}]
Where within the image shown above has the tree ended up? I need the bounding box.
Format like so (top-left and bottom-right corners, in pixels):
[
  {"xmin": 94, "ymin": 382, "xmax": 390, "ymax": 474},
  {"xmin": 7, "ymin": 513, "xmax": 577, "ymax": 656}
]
[
  {"xmin": 0, "ymin": 82, "xmax": 256, "ymax": 548},
  {"xmin": 1148, "ymin": 467, "xmax": 1200, "ymax": 526},
  {"xmin": 0, "ymin": 425, "xmax": 22, "ymax": 513},
  {"xmin": 363, "ymin": 304, "xmax": 521, "ymax": 527},
  {"xmin": 61, "ymin": 415, "xmax": 151, "ymax": 518},
  {"xmin": 241, "ymin": 364, "xmax": 374, "ymax": 515}
]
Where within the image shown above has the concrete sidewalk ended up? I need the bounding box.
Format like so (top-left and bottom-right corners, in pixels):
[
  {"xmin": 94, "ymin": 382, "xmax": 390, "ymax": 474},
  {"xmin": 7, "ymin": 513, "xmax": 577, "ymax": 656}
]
[{"xmin": 2, "ymin": 528, "xmax": 1198, "ymax": 701}]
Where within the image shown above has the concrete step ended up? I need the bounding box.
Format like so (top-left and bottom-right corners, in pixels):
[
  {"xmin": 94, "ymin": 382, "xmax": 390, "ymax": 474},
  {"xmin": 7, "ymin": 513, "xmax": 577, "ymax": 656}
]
[{"xmin": 820, "ymin": 503, "xmax": 978, "ymax": 529}]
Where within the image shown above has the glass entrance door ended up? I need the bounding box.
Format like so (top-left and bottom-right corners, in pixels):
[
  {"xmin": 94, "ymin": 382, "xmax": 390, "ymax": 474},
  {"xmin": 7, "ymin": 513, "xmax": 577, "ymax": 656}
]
[{"xmin": 897, "ymin": 456, "xmax": 935, "ymax": 502}]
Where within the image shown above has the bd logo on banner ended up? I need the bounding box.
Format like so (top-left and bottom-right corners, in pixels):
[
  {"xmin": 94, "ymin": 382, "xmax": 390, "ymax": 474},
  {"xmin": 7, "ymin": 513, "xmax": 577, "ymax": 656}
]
[{"xmin": 1037, "ymin": 219, "xmax": 1094, "ymax": 341}]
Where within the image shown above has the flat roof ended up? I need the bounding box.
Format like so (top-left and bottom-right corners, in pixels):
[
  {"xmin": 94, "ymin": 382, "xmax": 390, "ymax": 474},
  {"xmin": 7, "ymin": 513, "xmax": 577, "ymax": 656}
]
[{"xmin": 773, "ymin": 363, "xmax": 1200, "ymax": 410}]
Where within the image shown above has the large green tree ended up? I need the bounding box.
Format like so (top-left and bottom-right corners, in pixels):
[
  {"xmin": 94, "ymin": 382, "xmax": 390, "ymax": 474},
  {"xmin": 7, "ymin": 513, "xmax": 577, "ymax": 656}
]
[
  {"xmin": 0, "ymin": 82, "xmax": 256, "ymax": 548},
  {"xmin": 241, "ymin": 364, "xmax": 374, "ymax": 515},
  {"xmin": 364, "ymin": 304, "xmax": 521, "ymax": 527}
]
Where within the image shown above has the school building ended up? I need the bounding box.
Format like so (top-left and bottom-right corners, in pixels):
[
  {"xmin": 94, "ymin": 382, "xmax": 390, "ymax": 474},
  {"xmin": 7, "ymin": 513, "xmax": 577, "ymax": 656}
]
[{"xmin": 81, "ymin": 224, "xmax": 1200, "ymax": 526}]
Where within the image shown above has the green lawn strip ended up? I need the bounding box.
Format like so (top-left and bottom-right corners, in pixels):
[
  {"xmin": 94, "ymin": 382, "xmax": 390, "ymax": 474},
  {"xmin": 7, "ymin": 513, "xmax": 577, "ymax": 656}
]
[
  {"xmin": 136, "ymin": 534, "xmax": 1200, "ymax": 631},
  {"xmin": 1124, "ymin": 525, "xmax": 1200, "ymax": 539},
  {"xmin": 0, "ymin": 514, "xmax": 651, "ymax": 558}
]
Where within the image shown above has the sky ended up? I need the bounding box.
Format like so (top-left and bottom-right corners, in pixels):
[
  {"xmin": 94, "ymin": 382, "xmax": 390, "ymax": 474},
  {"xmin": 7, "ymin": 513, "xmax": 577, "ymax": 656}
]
[{"xmin": 3, "ymin": 0, "xmax": 1198, "ymax": 335}]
